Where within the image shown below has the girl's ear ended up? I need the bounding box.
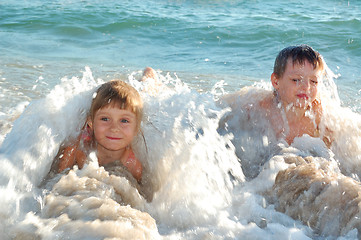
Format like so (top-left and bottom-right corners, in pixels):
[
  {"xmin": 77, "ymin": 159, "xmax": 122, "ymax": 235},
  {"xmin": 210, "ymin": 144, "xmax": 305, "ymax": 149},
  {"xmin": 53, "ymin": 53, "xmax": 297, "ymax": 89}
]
[
  {"xmin": 271, "ymin": 73, "xmax": 279, "ymax": 89},
  {"xmin": 87, "ymin": 118, "xmax": 93, "ymax": 130}
]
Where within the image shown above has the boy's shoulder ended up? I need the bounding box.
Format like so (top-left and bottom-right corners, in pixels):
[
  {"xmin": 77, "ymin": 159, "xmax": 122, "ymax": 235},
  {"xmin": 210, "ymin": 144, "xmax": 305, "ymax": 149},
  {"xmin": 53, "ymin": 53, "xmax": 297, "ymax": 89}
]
[{"xmin": 220, "ymin": 86, "xmax": 273, "ymax": 110}]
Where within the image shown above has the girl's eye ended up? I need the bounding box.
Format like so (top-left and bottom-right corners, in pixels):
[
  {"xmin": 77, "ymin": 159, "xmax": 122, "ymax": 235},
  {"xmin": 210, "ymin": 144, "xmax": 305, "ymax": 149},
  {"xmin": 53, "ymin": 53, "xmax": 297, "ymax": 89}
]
[
  {"xmin": 121, "ymin": 119, "xmax": 129, "ymax": 123},
  {"xmin": 292, "ymin": 79, "xmax": 300, "ymax": 82},
  {"xmin": 311, "ymin": 80, "xmax": 318, "ymax": 85},
  {"xmin": 101, "ymin": 117, "xmax": 109, "ymax": 121}
]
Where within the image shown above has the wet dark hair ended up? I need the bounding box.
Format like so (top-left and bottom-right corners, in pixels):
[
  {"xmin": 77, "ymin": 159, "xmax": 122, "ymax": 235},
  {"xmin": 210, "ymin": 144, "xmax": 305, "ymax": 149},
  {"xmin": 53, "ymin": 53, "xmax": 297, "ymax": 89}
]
[{"xmin": 273, "ymin": 44, "xmax": 325, "ymax": 78}]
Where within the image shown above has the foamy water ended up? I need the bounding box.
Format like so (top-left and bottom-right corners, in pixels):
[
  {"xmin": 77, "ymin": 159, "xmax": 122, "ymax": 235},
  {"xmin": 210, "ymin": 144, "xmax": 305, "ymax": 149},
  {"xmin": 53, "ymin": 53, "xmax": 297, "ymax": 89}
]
[{"xmin": 0, "ymin": 68, "xmax": 361, "ymax": 240}]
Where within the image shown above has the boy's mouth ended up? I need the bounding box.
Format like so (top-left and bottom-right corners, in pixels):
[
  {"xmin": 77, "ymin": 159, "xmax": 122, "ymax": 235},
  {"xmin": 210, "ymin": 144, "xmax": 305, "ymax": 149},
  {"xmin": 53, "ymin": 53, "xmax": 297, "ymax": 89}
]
[{"xmin": 296, "ymin": 93, "xmax": 309, "ymax": 100}]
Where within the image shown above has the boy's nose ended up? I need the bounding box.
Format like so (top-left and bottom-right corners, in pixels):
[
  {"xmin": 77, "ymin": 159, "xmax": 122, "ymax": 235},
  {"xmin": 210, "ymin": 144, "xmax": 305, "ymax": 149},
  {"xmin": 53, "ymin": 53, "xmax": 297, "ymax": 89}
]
[{"xmin": 300, "ymin": 79, "xmax": 310, "ymax": 90}]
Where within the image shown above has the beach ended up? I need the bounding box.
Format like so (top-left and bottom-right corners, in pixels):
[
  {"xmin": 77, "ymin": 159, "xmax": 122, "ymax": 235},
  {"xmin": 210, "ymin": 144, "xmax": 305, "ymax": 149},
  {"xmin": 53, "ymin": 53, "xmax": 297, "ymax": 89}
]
[{"xmin": 1, "ymin": 0, "xmax": 361, "ymax": 239}]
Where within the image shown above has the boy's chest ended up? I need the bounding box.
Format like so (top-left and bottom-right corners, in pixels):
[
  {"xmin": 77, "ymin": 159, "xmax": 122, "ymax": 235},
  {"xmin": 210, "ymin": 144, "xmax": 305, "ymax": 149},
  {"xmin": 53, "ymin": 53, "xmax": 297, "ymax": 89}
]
[{"xmin": 286, "ymin": 117, "xmax": 319, "ymax": 143}]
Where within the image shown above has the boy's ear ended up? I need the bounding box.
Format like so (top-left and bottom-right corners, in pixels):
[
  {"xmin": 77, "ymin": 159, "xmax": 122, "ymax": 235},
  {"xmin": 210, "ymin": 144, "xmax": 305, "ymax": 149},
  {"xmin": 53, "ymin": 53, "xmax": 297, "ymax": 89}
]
[{"xmin": 271, "ymin": 73, "xmax": 279, "ymax": 89}]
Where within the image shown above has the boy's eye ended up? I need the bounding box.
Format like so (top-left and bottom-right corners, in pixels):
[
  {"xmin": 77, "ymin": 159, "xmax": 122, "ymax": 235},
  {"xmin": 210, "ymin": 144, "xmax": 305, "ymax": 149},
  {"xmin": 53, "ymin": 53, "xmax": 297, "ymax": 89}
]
[
  {"xmin": 292, "ymin": 79, "xmax": 300, "ymax": 82},
  {"xmin": 311, "ymin": 80, "xmax": 318, "ymax": 85}
]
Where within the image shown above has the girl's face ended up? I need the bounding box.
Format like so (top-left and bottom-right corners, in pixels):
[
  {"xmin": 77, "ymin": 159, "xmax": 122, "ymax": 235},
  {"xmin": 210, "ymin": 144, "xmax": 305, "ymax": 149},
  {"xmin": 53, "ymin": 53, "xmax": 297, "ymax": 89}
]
[
  {"xmin": 271, "ymin": 59, "xmax": 322, "ymax": 109},
  {"xmin": 89, "ymin": 105, "xmax": 138, "ymax": 152}
]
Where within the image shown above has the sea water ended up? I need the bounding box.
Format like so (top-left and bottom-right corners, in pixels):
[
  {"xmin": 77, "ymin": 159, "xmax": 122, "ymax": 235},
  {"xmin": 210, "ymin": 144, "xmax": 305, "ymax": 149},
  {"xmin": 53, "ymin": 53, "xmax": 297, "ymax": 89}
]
[{"xmin": 0, "ymin": 0, "xmax": 361, "ymax": 239}]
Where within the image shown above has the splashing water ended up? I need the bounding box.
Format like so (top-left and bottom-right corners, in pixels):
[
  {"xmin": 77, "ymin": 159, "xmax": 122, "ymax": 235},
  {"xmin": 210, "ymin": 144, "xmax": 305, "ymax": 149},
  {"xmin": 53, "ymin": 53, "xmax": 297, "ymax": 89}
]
[{"xmin": 0, "ymin": 67, "xmax": 360, "ymax": 239}]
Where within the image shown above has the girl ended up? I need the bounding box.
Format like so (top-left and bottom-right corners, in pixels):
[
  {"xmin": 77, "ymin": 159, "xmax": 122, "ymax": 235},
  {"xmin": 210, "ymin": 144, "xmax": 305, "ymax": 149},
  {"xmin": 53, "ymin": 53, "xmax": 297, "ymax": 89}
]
[{"xmin": 57, "ymin": 80, "xmax": 144, "ymax": 183}]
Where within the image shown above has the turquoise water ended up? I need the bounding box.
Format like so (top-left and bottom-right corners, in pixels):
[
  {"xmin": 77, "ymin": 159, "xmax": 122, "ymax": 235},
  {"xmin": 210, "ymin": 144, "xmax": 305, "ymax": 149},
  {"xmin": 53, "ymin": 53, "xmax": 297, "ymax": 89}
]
[
  {"xmin": 1, "ymin": 0, "xmax": 360, "ymax": 105},
  {"xmin": 1, "ymin": 1, "xmax": 361, "ymax": 239}
]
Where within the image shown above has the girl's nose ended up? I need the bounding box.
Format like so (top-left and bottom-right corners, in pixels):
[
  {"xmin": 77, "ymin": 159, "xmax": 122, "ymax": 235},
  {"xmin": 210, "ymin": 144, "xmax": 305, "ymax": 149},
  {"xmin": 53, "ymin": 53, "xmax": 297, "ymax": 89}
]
[{"xmin": 110, "ymin": 122, "xmax": 120, "ymax": 132}]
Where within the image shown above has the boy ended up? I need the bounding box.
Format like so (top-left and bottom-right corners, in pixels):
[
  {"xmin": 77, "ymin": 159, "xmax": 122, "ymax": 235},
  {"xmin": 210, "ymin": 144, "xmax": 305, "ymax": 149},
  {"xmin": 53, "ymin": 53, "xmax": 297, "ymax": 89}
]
[{"xmin": 221, "ymin": 44, "xmax": 331, "ymax": 147}]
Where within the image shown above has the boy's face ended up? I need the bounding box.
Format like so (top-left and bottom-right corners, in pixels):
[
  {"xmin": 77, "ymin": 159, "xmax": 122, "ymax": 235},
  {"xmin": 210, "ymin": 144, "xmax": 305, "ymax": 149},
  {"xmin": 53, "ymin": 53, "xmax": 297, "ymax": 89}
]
[{"xmin": 271, "ymin": 58, "xmax": 323, "ymax": 109}]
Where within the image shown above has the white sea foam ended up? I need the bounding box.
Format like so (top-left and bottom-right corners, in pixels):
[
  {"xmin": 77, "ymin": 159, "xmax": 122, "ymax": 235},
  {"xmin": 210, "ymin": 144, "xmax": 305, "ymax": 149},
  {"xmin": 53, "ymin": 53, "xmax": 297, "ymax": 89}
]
[{"xmin": 0, "ymin": 68, "xmax": 360, "ymax": 239}]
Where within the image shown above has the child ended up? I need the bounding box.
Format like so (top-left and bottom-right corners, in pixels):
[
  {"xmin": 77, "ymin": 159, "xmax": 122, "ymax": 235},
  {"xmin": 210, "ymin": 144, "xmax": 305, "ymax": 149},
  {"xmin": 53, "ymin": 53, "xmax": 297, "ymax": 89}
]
[
  {"xmin": 222, "ymin": 44, "xmax": 332, "ymax": 147},
  {"xmin": 57, "ymin": 80, "xmax": 144, "ymax": 183},
  {"xmin": 140, "ymin": 67, "xmax": 163, "ymax": 96}
]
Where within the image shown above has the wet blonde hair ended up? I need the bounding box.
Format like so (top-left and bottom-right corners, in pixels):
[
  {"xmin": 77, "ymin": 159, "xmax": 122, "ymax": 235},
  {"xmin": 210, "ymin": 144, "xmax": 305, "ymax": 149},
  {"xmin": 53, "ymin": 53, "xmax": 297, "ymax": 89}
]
[{"xmin": 89, "ymin": 80, "xmax": 143, "ymax": 131}]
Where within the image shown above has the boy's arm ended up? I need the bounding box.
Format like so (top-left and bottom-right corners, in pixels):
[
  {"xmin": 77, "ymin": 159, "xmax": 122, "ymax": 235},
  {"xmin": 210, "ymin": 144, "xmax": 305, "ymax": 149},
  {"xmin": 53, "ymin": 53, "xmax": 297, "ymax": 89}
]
[
  {"xmin": 312, "ymin": 98, "xmax": 333, "ymax": 148},
  {"xmin": 218, "ymin": 92, "xmax": 240, "ymax": 109}
]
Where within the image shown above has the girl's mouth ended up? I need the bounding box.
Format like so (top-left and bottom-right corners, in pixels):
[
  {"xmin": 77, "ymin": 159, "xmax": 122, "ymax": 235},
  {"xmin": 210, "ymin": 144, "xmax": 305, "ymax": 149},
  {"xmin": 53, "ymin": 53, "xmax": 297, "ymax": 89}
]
[{"xmin": 106, "ymin": 136, "xmax": 121, "ymax": 140}]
